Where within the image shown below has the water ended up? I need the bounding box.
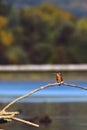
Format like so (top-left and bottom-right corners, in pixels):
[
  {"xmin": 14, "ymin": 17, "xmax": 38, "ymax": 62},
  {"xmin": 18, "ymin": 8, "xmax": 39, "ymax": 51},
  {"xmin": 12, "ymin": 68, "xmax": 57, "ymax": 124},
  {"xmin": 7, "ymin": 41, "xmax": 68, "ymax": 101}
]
[
  {"xmin": 0, "ymin": 80, "xmax": 87, "ymax": 102},
  {"xmin": 0, "ymin": 80, "xmax": 87, "ymax": 130}
]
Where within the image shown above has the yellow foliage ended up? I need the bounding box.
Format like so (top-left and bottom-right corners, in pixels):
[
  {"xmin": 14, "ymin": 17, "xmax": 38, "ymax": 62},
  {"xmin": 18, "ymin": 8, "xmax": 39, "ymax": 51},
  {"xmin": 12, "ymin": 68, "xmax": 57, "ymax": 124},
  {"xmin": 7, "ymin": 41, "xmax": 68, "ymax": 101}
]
[
  {"xmin": 0, "ymin": 16, "xmax": 8, "ymax": 28},
  {"xmin": 7, "ymin": 51, "xmax": 18, "ymax": 64},
  {"xmin": 76, "ymin": 18, "xmax": 87, "ymax": 31},
  {"xmin": 20, "ymin": 3, "xmax": 76, "ymax": 30},
  {"xmin": 33, "ymin": 3, "xmax": 75, "ymax": 25},
  {"xmin": 39, "ymin": 3, "xmax": 59, "ymax": 14},
  {"xmin": 36, "ymin": 9, "xmax": 51, "ymax": 22},
  {"xmin": 1, "ymin": 31, "xmax": 14, "ymax": 46}
]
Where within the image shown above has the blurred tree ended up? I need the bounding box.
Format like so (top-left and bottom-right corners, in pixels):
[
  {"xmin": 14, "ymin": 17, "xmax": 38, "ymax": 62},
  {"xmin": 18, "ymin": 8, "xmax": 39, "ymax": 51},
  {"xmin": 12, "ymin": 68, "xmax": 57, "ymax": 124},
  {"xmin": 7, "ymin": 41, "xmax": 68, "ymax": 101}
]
[
  {"xmin": 33, "ymin": 3, "xmax": 76, "ymax": 31},
  {"xmin": 0, "ymin": 15, "xmax": 14, "ymax": 64},
  {"xmin": 5, "ymin": 46, "xmax": 28, "ymax": 64},
  {"xmin": 0, "ymin": 2, "xmax": 86, "ymax": 64},
  {"xmin": 19, "ymin": 3, "xmax": 76, "ymax": 64},
  {"xmin": 0, "ymin": 16, "xmax": 8, "ymax": 28},
  {"xmin": 19, "ymin": 6, "xmax": 52, "ymax": 61},
  {"xmin": 29, "ymin": 43, "xmax": 52, "ymax": 64},
  {"xmin": 70, "ymin": 42, "xmax": 87, "ymax": 63},
  {"xmin": 76, "ymin": 18, "xmax": 87, "ymax": 31},
  {"xmin": 54, "ymin": 21, "xmax": 76, "ymax": 45},
  {"xmin": 8, "ymin": 7, "xmax": 23, "ymax": 47},
  {"xmin": 0, "ymin": 30, "xmax": 14, "ymax": 46},
  {"xmin": 0, "ymin": 15, "xmax": 14, "ymax": 47},
  {"xmin": 0, "ymin": 0, "xmax": 12, "ymax": 16},
  {"xmin": 49, "ymin": 46, "xmax": 72, "ymax": 64},
  {"xmin": 67, "ymin": 26, "xmax": 87, "ymax": 63}
]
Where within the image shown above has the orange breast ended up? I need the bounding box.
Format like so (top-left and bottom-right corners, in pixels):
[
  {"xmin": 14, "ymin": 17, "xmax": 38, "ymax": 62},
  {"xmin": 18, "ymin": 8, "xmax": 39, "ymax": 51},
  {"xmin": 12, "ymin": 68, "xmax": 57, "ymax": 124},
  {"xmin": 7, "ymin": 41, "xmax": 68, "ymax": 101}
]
[{"xmin": 56, "ymin": 73, "xmax": 63, "ymax": 83}]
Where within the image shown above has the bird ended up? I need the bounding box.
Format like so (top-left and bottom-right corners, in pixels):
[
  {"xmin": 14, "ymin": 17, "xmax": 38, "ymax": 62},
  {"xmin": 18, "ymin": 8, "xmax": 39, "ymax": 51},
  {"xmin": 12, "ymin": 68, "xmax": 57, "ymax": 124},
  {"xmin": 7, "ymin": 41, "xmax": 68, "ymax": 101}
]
[{"xmin": 56, "ymin": 73, "xmax": 64, "ymax": 85}]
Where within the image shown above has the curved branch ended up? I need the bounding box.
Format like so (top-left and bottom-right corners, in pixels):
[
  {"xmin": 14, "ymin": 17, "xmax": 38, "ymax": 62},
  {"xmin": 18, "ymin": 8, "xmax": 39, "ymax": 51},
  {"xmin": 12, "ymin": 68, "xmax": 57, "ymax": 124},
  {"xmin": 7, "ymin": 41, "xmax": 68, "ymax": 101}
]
[
  {"xmin": 2, "ymin": 81, "xmax": 87, "ymax": 112},
  {"xmin": 2, "ymin": 82, "xmax": 60, "ymax": 111}
]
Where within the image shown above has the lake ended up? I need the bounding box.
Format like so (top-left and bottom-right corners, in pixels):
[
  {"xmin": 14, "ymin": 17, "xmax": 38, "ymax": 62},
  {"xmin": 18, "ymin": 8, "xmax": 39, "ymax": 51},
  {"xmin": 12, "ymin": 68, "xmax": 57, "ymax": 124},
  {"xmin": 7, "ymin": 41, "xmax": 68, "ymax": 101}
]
[
  {"xmin": 0, "ymin": 80, "xmax": 87, "ymax": 130},
  {"xmin": 0, "ymin": 80, "xmax": 87, "ymax": 102}
]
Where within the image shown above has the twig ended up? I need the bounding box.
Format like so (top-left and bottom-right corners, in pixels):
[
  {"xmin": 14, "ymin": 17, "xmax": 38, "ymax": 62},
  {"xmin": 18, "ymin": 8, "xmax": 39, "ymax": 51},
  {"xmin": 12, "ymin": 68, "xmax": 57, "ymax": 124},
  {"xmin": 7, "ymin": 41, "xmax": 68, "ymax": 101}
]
[
  {"xmin": 63, "ymin": 82, "xmax": 87, "ymax": 90},
  {"xmin": 12, "ymin": 117, "xmax": 39, "ymax": 127}
]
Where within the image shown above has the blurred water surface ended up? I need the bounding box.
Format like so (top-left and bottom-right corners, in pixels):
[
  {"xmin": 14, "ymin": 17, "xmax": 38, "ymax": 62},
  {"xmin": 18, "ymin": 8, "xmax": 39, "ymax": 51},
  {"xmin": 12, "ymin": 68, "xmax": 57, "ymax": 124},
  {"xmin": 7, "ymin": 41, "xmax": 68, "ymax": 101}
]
[
  {"xmin": 0, "ymin": 80, "xmax": 87, "ymax": 102},
  {"xmin": 0, "ymin": 80, "xmax": 87, "ymax": 130}
]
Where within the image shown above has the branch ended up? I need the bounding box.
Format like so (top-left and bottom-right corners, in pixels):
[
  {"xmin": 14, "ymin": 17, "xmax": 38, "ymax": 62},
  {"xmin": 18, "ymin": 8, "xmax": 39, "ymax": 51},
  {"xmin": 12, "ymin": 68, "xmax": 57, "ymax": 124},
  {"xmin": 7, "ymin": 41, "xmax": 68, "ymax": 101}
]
[
  {"xmin": 2, "ymin": 77, "xmax": 87, "ymax": 112},
  {"xmin": 2, "ymin": 82, "xmax": 60, "ymax": 111},
  {"xmin": 63, "ymin": 82, "xmax": 87, "ymax": 90},
  {"xmin": 0, "ymin": 72, "xmax": 87, "ymax": 129},
  {"xmin": 12, "ymin": 117, "xmax": 39, "ymax": 127}
]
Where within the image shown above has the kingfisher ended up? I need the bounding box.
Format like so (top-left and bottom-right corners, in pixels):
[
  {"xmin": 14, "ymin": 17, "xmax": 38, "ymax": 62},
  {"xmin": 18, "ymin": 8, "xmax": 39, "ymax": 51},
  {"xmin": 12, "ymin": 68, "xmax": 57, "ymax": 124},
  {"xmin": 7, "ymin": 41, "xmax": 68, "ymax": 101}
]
[{"xmin": 56, "ymin": 73, "xmax": 64, "ymax": 85}]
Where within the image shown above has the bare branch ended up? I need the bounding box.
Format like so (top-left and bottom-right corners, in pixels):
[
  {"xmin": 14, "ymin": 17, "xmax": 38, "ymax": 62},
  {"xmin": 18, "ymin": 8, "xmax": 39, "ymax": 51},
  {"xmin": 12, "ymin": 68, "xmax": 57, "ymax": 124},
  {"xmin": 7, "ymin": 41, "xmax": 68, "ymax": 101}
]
[
  {"xmin": 2, "ymin": 81, "xmax": 87, "ymax": 112},
  {"xmin": 63, "ymin": 83, "xmax": 87, "ymax": 90},
  {"xmin": 0, "ymin": 72, "xmax": 87, "ymax": 129},
  {"xmin": 2, "ymin": 82, "xmax": 60, "ymax": 111},
  {"xmin": 2, "ymin": 79, "xmax": 87, "ymax": 112},
  {"xmin": 12, "ymin": 117, "xmax": 39, "ymax": 127}
]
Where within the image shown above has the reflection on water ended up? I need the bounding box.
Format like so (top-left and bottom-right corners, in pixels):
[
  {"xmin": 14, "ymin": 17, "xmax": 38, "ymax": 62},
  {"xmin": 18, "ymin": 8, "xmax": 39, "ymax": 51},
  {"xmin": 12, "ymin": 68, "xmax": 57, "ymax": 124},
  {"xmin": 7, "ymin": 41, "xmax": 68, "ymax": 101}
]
[{"xmin": 1, "ymin": 102, "xmax": 87, "ymax": 130}]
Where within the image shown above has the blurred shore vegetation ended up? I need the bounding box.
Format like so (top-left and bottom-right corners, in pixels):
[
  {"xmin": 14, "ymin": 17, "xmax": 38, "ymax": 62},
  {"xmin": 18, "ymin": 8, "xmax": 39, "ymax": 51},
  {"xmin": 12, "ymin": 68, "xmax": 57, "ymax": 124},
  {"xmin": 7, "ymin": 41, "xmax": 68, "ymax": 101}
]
[{"xmin": 0, "ymin": 1, "xmax": 87, "ymax": 64}]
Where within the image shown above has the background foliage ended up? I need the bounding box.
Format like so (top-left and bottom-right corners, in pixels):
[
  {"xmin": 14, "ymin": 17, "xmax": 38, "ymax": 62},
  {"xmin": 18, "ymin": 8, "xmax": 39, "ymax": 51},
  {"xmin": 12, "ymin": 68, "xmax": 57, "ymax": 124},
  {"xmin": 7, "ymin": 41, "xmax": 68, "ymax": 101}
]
[{"xmin": 0, "ymin": 1, "xmax": 87, "ymax": 64}]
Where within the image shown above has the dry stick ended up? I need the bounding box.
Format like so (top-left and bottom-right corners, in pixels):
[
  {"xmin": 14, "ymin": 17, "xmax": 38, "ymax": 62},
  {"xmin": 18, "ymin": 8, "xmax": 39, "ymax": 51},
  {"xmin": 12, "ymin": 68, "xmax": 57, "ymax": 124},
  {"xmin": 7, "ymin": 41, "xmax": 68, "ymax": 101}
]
[
  {"xmin": 63, "ymin": 82, "xmax": 87, "ymax": 90},
  {"xmin": 2, "ymin": 81, "xmax": 87, "ymax": 112},
  {"xmin": 2, "ymin": 82, "xmax": 87, "ymax": 112},
  {"xmin": 12, "ymin": 117, "xmax": 39, "ymax": 127},
  {"xmin": 2, "ymin": 82, "xmax": 59, "ymax": 111},
  {"xmin": 0, "ymin": 81, "xmax": 87, "ymax": 127},
  {"xmin": 0, "ymin": 114, "xmax": 39, "ymax": 128},
  {"xmin": 0, "ymin": 82, "xmax": 60, "ymax": 128}
]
